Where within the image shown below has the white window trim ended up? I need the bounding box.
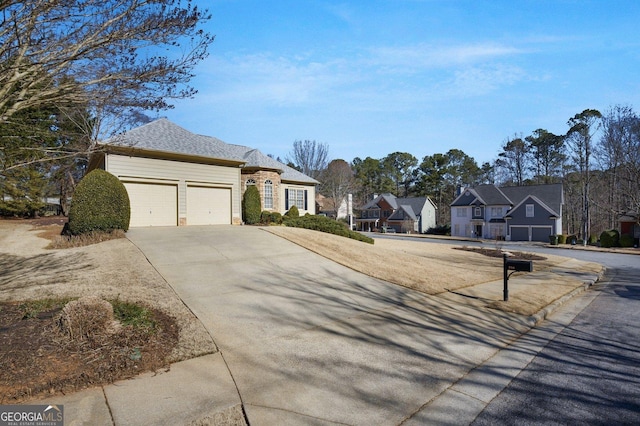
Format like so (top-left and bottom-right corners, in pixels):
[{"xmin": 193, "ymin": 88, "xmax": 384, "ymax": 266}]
[
  {"xmin": 526, "ymin": 204, "xmax": 534, "ymax": 217},
  {"xmin": 264, "ymin": 179, "xmax": 273, "ymax": 209}
]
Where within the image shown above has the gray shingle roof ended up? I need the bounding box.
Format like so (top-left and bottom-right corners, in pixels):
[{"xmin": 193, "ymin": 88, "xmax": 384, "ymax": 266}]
[
  {"xmin": 500, "ymin": 184, "xmax": 563, "ymax": 216},
  {"xmin": 102, "ymin": 118, "xmax": 318, "ymax": 184},
  {"xmin": 451, "ymin": 183, "xmax": 563, "ymax": 216}
]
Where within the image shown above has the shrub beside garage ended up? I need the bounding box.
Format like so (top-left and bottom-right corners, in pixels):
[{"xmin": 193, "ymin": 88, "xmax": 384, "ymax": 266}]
[{"xmin": 68, "ymin": 170, "xmax": 130, "ymax": 235}]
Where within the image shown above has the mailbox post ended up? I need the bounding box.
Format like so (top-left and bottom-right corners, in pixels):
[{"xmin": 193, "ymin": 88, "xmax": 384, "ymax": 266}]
[{"xmin": 502, "ymin": 253, "xmax": 533, "ymax": 301}]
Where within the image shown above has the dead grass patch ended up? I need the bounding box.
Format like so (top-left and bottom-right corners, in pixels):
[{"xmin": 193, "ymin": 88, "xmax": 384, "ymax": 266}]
[
  {"xmin": 0, "ymin": 220, "xmax": 217, "ymax": 403},
  {"xmin": 47, "ymin": 229, "xmax": 126, "ymax": 249},
  {"xmin": 0, "ymin": 297, "xmax": 179, "ymax": 404}
]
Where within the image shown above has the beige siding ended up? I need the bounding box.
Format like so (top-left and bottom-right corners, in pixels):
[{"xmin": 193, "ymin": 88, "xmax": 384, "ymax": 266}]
[
  {"xmin": 106, "ymin": 154, "xmax": 241, "ymax": 224},
  {"xmin": 280, "ymin": 183, "xmax": 316, "ymax": 215}
]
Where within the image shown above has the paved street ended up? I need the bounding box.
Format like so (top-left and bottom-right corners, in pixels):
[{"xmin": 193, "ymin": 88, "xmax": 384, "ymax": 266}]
[
  {"xmin": 472, "ymin": 265, "xmax": 640, "ymax": 425},
  {"xmin": 375, "ymin": 234, "xmax": 640, "ymax": 425}
]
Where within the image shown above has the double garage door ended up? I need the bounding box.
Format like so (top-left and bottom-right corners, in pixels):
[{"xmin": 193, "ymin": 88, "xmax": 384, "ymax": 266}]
[
  {"xmin": 124, "ymin": 182, "xmax": 230, "ymax": 227},
  {"xmin": 510, "ymin": 225, "xmax": 552, "ymax": 242}
]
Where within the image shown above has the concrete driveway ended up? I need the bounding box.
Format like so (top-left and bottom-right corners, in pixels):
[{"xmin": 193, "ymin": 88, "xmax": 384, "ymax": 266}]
[{"xmin": 127, "ymin": 226, "xmax": 533, "ymax": 425}]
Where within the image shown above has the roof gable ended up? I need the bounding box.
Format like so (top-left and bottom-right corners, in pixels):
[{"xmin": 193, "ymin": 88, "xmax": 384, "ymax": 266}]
[
  {"xmin": 388, "ymin": 204, "xmax": 418, "ymax": 221},
  {"xmin": 500, "ymin": 184, "xmax": 563, "ymax": 215},
  {"xmin": 507, "ymin": 194, "xmax": 559, "ymax": 218}
]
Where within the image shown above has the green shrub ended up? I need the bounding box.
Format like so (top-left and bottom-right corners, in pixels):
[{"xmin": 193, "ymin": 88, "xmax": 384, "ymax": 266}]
[
  {"xmin": 242, "ymin": 185, "xmax": 261, "ymax": 224},
  {"xmin": 261, "ymin": 211, "xmax": 272, "ymax": 224},
  {"xmin": 284, "ymin": 214, "xmax": 374, "ymax": 244},
  {"xmin": 588, "ymin": 235, "xmax": 598, "ymax": 245},
  {"xmin": 270, "ymin": 211, "xmax": 283, "ymax": 224},
  {"xmin": 425, "ymin": 224, "xmax": 451, "ymax": 235},
  {"xmin": 259, "ymin": 211, "xmax": 283, "ymax": 225},
  {"xmin": 620, "ymin": 234, "xmax": 634, "ymax": 248},
  {"xmin": 68, "ymin": 169, "xmax": 130, "ymax": 235},
  {"xmin": 557, "ymin": 234, "xmax": 567, "ymax": 244},
  {"xmin": 285, "ymin": 205, "xmax": 300, "ymax": 218},
  {"xmin": 599, "ymin": 229, "xmax": 620, "ymax": 248}
]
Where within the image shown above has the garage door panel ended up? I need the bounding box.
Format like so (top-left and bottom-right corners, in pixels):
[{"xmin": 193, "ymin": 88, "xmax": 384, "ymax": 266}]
[
  {"xmin": 187, "ymin": 186, "xmax": 231, "ymax": 225},
  {"xmin": 532, "ymin": 226, "xmax": 552, "ymax": 242},
  {"xmin": 124, "ymin": 183, "xmax": 177, "ymax": 227},
  {"xmin": 510, "ymin": 227, "xmax": 529, "ymax": 242}
]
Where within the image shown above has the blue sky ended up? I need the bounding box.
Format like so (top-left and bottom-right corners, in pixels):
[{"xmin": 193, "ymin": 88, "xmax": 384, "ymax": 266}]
[{"xmin": 165, "ymin": 0, "xmax": 640, "ymax": 166}]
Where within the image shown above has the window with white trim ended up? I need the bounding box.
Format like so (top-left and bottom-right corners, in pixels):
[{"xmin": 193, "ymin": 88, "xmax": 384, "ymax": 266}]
[
  {"xmin": 289, "ymin": 189, "xmax": 305, "ymax": 209},
  {"xmin": 474, "ymin": 207, "xmax": 481, "ymax": 217},
  {"xmin": 264, "ymin": 180, "xmax": 273, "ymax": 209},
  {"xmin": 457, "ymin": 207, "xmax": 467, "ymax": 217},
  {"xmin": 526, "ymin": 204, "xmax": 534, "ymax": 217},
  {"xmin": 491, "ymin": 207, "xmax": 503, "ymax": 217},
  {"xmin": 246, "ymin": 178, "xmax": 256, "ymax": 186}
]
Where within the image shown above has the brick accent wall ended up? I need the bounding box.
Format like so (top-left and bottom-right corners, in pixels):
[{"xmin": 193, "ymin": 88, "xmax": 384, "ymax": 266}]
[{"xmin": 241, "ymin": 170, "xmax": 281, "ymax": 212}]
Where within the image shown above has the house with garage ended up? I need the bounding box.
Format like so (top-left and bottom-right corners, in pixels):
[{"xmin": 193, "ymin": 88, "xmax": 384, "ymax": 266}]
[
  {"xmin": 89, "ymin": 119, "xmax": 317, "ymax": 227},
  {"xmin": 356, "ymin": 193, "xmax": 437, "ymax": 233},
  {"xmin": 450, "ymin": 183, "xmax": 563, "ymax": 242},
  {"xmin": 619, "ymin": 211, "xmax": 639, "ymax": 246}
]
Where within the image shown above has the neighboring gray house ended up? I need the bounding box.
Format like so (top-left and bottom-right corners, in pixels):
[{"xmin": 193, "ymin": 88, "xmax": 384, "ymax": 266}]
[
  {"xmin": 356, "ymin": 193, "xmax": 437, "ymax": 233},
  {"xmin": 89, "ymin": 119, "xmax": 318, "ymax": 227},
  {"xmin": 450, "ymin": 184, "xmax": 563, "ymax": 242}
]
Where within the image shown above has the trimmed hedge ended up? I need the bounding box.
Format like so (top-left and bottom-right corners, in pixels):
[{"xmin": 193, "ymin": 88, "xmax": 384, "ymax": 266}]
[
  {"xmin": 285, "ymin": 205, "xmax": 300, "ymax": 218},
  {"xmin": 599, "ymin": 229, "xmax": 620, "ymax": 248},
  {"xmin": 261, "ymin": 211, "xmax": 283, "ymax": 225},
  {"xmin": 68, "ymin": 169, "xmax": 130, "ymax": 235},
  {"xmin": 425, "ymin": 224, "xmax": 451, "ymax": 235},
  {"xmin": 284, "ymin": 214, "xmax": 374, "ymax": 244},
  {"xmin": 242, "ymin": 185, "xmax": 261, "ymax": 224},
  {"xmin": 620, "ymin": 234, "xmax": 634, "ymax": 248}
]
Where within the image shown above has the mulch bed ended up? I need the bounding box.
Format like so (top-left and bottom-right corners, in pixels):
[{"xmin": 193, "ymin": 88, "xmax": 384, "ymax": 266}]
[
  {"xmin": 454, "ymin": 246, "xmax": 547, "ymax": 260},
  {"xmin": 0, "ymin": 302, "xmax": 179, "ymax": 404}
]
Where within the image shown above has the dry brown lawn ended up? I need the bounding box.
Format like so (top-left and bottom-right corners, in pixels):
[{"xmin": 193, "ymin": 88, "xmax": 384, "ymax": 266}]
[
  {"xmin": 0, "ymin": 220, "xmax": 217, "ymax": 363},
  {"xmin": 265, "ymin": 226, "xmax": 604, "ymax": 316}
]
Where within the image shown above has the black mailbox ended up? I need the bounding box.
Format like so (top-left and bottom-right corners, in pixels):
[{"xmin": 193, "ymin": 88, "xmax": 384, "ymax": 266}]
[
  {"xmin": 506, "ymin": 259, "xmax": 533, "ymax": 272},
  {"xmin": 502, "ymin": 254, "xmax": 534, "ymax": 301}
]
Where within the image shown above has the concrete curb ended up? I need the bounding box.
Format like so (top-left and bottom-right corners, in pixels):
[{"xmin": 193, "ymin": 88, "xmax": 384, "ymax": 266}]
[
  {"xmin": 403, "ymin": 266, "xmax": 606, "ymax": 425},
  {"xmin": 526, "ymin": 266, "xmax": 606, "ymax": 326}
]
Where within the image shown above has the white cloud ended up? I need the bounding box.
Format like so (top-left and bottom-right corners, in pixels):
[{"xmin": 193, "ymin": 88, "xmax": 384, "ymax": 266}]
[
  {"xmin": 445, "ymin": 64, "xmax": 529, "ymax": 96},
  {"xmin": 367, "ymin": 42, "xmax": 523, "ymax": 71}
]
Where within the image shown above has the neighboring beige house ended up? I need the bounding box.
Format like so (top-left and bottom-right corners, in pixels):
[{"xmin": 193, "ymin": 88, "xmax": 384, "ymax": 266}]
[{"xmin": 89, "ymin": 119, "xmax": 318, "ymax": 227}]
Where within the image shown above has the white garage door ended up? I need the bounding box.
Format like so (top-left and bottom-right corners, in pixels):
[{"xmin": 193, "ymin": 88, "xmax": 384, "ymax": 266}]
[
  {"xmin": 124, "ymin": 182, "xmax": 177, "ymax": 227},
  {"xmin": 187, "ymin": 186, "xmax": 231, "ymax": 225}
]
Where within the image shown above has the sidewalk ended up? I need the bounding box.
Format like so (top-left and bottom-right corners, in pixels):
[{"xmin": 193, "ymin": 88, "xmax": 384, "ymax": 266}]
[{"xmin": 29, "ymin": 229, "xmax": 604, "ymax": 426}]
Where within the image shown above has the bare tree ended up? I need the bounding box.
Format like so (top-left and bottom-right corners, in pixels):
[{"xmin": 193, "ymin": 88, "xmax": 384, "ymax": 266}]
[
  {"xmin": 565, "ymin": 109, "xmax": 602, "ymax": 243},
  {"xmin": 595, "ymin": 105, "xmax": 640, "ymax": 227},
  {"xmin": 286, "ymin": 140, "xmax": 329, "ymax": 180},
  {"xmin": 0, "ymin": 1, "xmax": 213, "ymax": 121},
  {"xmin": 319, "ymin": 159, "xmax": 355, "ymax": 217}
]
